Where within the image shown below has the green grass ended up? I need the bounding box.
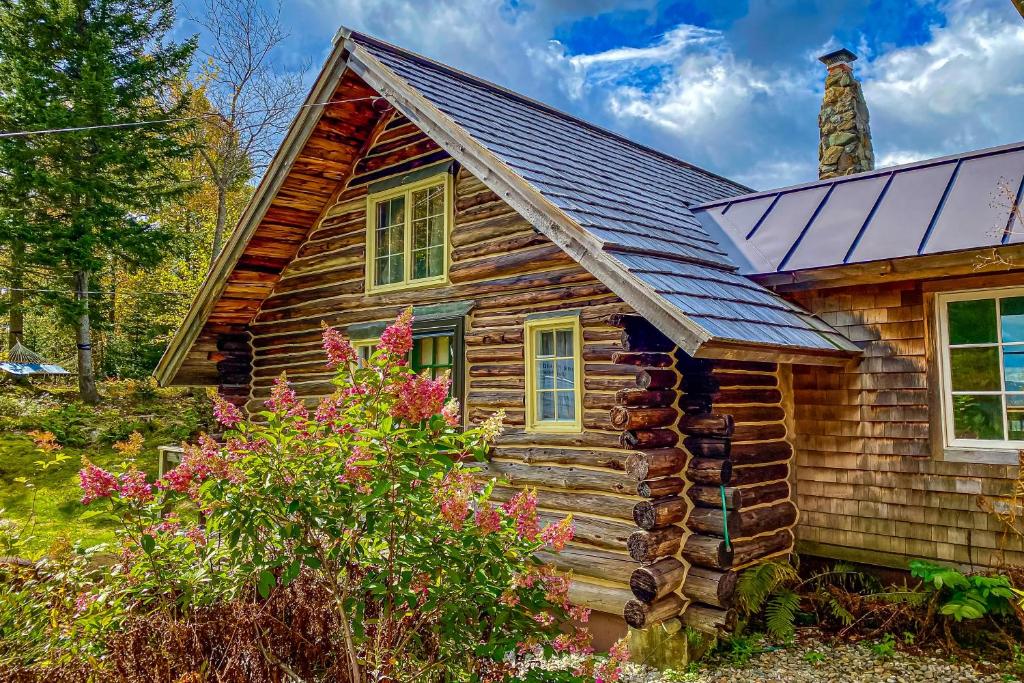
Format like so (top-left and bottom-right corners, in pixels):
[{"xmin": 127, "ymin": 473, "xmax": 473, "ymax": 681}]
[{"xmin": 0, "ymin": 382, "xmax": 210, "ymax": 555}]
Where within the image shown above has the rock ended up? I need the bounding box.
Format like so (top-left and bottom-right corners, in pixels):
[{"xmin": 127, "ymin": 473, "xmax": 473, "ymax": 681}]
[
  {"xmin": 821, "ymin": 145, "xmax": 844, "ymax": 165},
  {"xmin": 829, "ymin": 131, "xmax": 857, "ymax": 147}
]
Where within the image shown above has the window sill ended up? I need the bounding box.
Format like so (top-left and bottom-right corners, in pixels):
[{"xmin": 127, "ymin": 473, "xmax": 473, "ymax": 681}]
[
  {"xmin": 365, "ymin": 276, "xmax": 449, "ymax": 296},
  {"xmin": 941, "ymin": 447, "xmax": 1021, "ymax": 465}
]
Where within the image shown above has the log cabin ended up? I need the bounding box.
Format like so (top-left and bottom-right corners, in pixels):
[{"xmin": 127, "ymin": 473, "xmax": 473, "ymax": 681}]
[{"xmin": 155, "ymin": 34, "xmax": 1024, "ymax": 648}]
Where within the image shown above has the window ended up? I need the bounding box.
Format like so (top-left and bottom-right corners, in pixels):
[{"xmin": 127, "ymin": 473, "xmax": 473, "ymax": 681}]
[
  {"xmin": 349, "ymin": 317, "xmax": 464, "ymax": 404},
  {"xmin": 938, "ymin": 288, "xmax": 1024, "ymax": 449},
  {"xmin": 525, "ymin": 315, "xmax": 582, "ymax": 433},
  {"xmin": 366, "ymin": 173, "xmax": 451, "ymax": 292}
]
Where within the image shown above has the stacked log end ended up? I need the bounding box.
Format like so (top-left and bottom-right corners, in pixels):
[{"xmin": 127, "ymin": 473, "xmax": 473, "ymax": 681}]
[
  {"xmin": 674, "ymin": 356, "xmax": 797, "ymax": 633},
  {"xmin": 215, "ymin": 331, "xmax": 253, "ymax": 409},
  {"xmin": 613, "ymin": 313, "xmax": 798, "ymax": 635}
]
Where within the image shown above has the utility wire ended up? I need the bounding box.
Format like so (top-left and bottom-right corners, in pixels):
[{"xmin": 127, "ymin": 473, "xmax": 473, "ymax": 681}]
[
  {"xmin": 3, "ymin": 287, "xmax": 190, "ymax": 296},
  {"xmin": 0, "ymin": 95, "xmax": 386, "ymax": 139}
]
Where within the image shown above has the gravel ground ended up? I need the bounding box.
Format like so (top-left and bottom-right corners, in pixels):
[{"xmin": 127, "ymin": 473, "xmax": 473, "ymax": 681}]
[{"xmin": 523, "ymin": 632, "xmax": 1018, "ymax": 682}]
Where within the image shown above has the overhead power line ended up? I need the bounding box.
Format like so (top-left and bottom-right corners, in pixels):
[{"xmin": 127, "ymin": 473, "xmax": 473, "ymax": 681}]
[{"xmin": 0, "ymin": 95, "xmax": 387, "ymax": 139}]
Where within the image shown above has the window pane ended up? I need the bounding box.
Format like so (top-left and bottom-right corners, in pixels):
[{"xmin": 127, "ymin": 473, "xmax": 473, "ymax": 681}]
[
  {"xmin": 556, "ymin": 359, "xmax": 574, "ymax": 389},
  {"xmin": 1008, "ymin": 395, "xmax": 1024, "ymax": 441},
  {"xmin": 538, "ymin": 360, "xmax": 555, "ymax": 389},
  {"xmin": 428, "ymin": 184, "xmax": 444, "ymax": 216},
  {"xmin": 413, "ymin": 219, "xmax": 428, "ymax": 249},
  {"xmin": 1002, "ymin": 297, "xmax": 1024, "ymax": 343},
  {"xmin": 427, "ymin": 246, "xmax": 444, "ymax": 277},
  {"xmin": 412, "ymin": 188, "xmax": 429, "ymax": 220},
  {"xmin": 948, "ymin": 299, "xmax": 997, "ymax": 345},
  {"xmin": 436, "ymin": 335, "xmax": 450, "ymax": 365},
  {"xmin": 952, "ymin": 394, "xmax": 1004, "ymax": 440},
  {"xmin": 556, "ymin": 329, "xmax": 573, "ymax": 357},
  {"xmin": 413, "ymin": 250, "xmax": 427, "ymax": 280},
  {"xmin": 539, "ymin": 391, "xmax": 555, "ymax": 420},
  {"xmin": 556, "ymin": 391, "xmax": 575, "ymax": 421},
  {"xmin": 538, "ymin": 331, "xmax": 554, "ymax": 357},
  {"xmin": 428, "ymin": 215, "xmax": 445, "ymax": 246},
  {"xmin": 949, "ymin": 346, "xmax": 1000, "ymax": 391},
  {"xmin": 1004, "ymin": 347, "xmax": 1024, "ymax": 391}
]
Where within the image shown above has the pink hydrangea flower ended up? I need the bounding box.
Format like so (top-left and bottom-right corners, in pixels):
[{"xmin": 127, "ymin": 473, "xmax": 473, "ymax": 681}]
[
  {"xmin": 539, "ymin": 516, "xmax": 574, "ymax": 552},
  {"xmin": 322, "ymin": 323, "xmax": 357, "ymax": 368},
  {"xmin": 379, "ymin": 308, "xmax": 413, "ymax": 358},
  {"xmin": 79, "ymin": 461, "xmax": 118, "ymax": 504},
  {"xmin": 265, "ymin": 374, "xmax": 298, "ymax": 411},
  {"xmin": 337, "ymin": 448, "xmax": 372, "ymax": 489},
  {"xmin": 441, "ymin": 398, "xmax": 461, "ymax": 427},
  {"xmin": 212, "ymin": 394, "xmax": 243, "ymax": 428},
  {"xmin": 433, "ymin": 469, "xmax": 478, "ymax": 531},
  {"xmin": 118, "ymin": 469, "xmax": 153, "ymax": 503},
  {"xmin": 501, "ymin": 489, "xmax": 539, "ymax": 541},
  {"xmin": 474, "ymin": 504, "xmax": 502, "ymax": 535},
  {"xmin": 74, "ymin": 592, "xmax": 96, "ymax": 614},
  {"xmin": 185, "ymin": 526, "xmax": 207, "ymax": 547},
  {"xmin": 390, "ymin": 373, "xmax": 451, "ymax": 423}
]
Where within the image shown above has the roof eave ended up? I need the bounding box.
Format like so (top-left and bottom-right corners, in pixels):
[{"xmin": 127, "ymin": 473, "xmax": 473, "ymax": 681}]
[{"xmin": 153, "ymin": 40, "xmax": 352, "ymax": 387}]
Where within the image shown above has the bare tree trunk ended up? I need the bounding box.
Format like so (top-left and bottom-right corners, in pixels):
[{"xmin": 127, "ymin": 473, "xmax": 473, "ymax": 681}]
[
  {"xmin": 210, "ymin": 183, "xmax": 228, "ymax": 268},
  {"xmin": 8, "ymin": 249, "xmax": 24, "ymax": 350},
  {"xmin": 74, "ymin": 269, "xmax": 100, "ymax": 404}
]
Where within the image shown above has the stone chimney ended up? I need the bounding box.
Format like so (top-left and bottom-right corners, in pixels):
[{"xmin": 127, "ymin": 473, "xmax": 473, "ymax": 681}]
[{"xmin": 817, "ymin": 48, "xmax": 873, "ymax": 179}]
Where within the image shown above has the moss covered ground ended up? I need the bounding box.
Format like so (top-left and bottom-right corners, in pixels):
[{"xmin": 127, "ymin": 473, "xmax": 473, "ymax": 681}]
[{"xmin": 0, "ymin": 381, "xmax": 211, "ymax": 554}]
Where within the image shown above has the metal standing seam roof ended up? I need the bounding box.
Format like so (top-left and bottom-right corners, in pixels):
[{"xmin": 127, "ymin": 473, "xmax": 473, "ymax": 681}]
[
  {"xmin": 691, "ymin": 140, "xmax": 1024, "ymax": 275},
  {"xmin": 348, "ymin": 32, "xmax": 856, "ymax": 354}
]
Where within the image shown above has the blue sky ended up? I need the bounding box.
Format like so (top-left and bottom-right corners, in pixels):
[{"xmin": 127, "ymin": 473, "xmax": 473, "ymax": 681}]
[{"xmin": 174, "ymin": 0, "xmax": 1024, "ymax": 189}]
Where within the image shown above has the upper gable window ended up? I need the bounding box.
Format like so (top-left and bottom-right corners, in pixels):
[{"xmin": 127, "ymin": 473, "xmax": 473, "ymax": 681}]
[
  {"xmin": 937, "ymin": 288, "xmax": 1024, "ymax": 451},
  {"xmin": 366, "ymin": 173, "xmax": 451, "ymax": 293}
]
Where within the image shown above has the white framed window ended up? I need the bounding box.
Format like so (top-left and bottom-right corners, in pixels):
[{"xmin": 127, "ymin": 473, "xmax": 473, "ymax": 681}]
[
  {"xmin": 365, "ymin": 173, "xmax": 451, "ymax": 293},
  {"xmin": 524, "ymin": 315, "xmax": 583, "ymax": 433},
  {"xmin": 937, "ymin": 287, "xmax": 1024, "ymax": 451}
]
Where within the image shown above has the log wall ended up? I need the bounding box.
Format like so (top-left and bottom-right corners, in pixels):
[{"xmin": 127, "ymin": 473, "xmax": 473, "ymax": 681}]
[
  {"xmin": 610, "ymin": 315, "xmax": 798, "ymax": 635},
  {"xmin": 246, "ymin": 113, "xmax": 642, "ymax": 615},
  {"xmin": 787, "ymin": 279, "xmax": 1024, "ymax": 569}
]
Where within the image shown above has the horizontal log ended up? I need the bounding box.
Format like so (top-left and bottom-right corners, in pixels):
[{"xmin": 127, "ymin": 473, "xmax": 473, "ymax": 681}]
[
  {"xmin": 624, "ymin": 448, "xmax": 687, "ymax": 480},
  {"xmin": 620, "ymin": 327, "xmax": 675, "ymax": 353},
  {"xmin": 627, "ymin": 526, "xmax": 684, "ymax": 564},
  {"xmin": 682, "ymin": 437, "xmax": 793, "ymax": 464},
  {"xmin": 621, "ymin": 429, "xmax": 678, "ymax": 450},
  {"xmin": 637, "ymin": 477, "xmax": 685, "ymax": 499},
  {"xmin": 536, "ymin": 546, "xmax": 635, "ymax": 585},
  {"xmin": 687, "ymin": 458, "xmax": 733, "ymax": 485},
  {"xmin": 493, "ymin": 446, "xmax": 628, "ymax": 471},
  {"xmin": 679, "ymin": 413, "xmax": 734, "ymax": 438},
  {"xmin": 633, "ymin": 497, "xmax": 687, "ymax": 530},
  {"xmin": 536, "ymin": 512, "xmax": 634, "ymax": 551},
  {"xmin": 624, "ymin": 594, "xmax": 685, "ymax": 629},
  {"xmin": 688, "ymin": 481, "xmax": 790, "ymax": 510},
  {"xmin": 615, "ymin": 388, "xmax": 676, "ymax": 408},
  {"xmin": 637, "ymin": 369, "xmax": 678, "ymax": 390},
  {"xmin": 609, "ymin": 406, "xmax": 678, "ymax": 431},
  {"xmin": 733, "ymin": 423, "xmax": 787, "ymax": 442},
  {"xmin": 611, "ymin": 351, "xmax": 674, "ymax": 368},
  {"xmin": 568, "ymin": 580, "xmax": 634, "ymax": 617},
  {"xmin": 729, "ymin": 463, "xmax": 789, "ymax": 487},
  {"xmin": 479, "ymin": 461, "xmax": 631, "ymax": 495},
  {"xmin": 630, "ymin": 557, "xmax": 686, "ymax": 603},
  {"xmin": 683, "ymin": 604, "xmax": 737, "ymax": 635},
  {"xmin": 682, "ymin": 534, "xmax": 735, "ymax": 570},
  {"xmin": 683, "ymin": 436, "xmax": 731, "ymax": 458},
  {"xmin": 449, "ymin": 243, "xmax": 572, "ymax": 284},
  {"xmin": 682, "ymin": 567, "xmax": 737, "ymax": 608},
  {"xmin": 489, "ymin": 486, "xmax": 635, "ymax": 521},
  {"xmin": 713, "ymin": 371, "xmax": 778, "ymax": 389},
  {"xmin": 494, "ymin": 429, "xmax": 622, "ymax": 449},
  {"xmin": 689, "ymin": 501, "xmax": 797, "ymax": 539},
  {"xmin": 732, "ymin": 528, "xmax": 794, "ymax": 567}
]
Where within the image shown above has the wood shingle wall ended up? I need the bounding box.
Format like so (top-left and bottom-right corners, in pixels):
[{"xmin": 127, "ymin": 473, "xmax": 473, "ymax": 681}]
[{"xmin": 787, "ymin": 280, "xmax": 1024, "ymax": 569}]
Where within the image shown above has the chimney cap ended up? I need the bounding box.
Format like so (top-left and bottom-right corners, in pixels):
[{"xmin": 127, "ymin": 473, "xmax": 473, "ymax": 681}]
[{"xmin": 818, "ymin": 47, "xmax": 858, "ymax": 68}]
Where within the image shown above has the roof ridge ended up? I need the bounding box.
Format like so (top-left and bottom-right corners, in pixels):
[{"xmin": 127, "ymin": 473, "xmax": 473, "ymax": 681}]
[
  {"xmin": 694, "ymin": 137, "xmax": 1024, "ymax": 210},
  {"xmin": 340, "ymin": 27, "xmax": 752, "ymax": 196}
]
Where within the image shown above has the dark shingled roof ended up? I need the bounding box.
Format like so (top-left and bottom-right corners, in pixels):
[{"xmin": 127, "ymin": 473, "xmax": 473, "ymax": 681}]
[
  {"xmin": 349, "ymin": 32, "xmax": 856, "ymax": 354},
  {"xmin": 692, "ymin": 140, "xmax": 1024, "ymax": 275}
]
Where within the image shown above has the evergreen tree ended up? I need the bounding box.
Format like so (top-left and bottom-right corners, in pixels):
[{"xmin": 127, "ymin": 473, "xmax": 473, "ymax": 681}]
[{"xmin": 0, "ymin": 0, "xmax": 195, "ymax": 402}]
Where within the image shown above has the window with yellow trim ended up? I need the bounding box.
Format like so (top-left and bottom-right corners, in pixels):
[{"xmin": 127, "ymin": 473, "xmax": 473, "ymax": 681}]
[
  {"xmin": 525, "ymin": 316, "xmax": 582, "ymax": 432},
  {"xmin": 366, "ymin": 173, "xmax": 450, "ymax": 292}
]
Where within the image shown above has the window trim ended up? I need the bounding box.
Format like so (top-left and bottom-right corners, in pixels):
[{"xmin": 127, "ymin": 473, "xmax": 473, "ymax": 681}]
[
  {"xmin": 936, "ymin": 286, "xmax": 1024, "ymax": 452},
  {"xmin": 364, "ymin": 171, "xmax": 453, "ymax": 294},
  {"xmin": 524, "ymin": 315, "xmax": 583, "ymax": 434}
]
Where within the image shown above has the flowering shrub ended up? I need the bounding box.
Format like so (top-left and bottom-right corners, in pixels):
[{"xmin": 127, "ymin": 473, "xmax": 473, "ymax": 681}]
[{"xmin": 0, "ymin": 309, "xmax": 626, "ymax": 682}]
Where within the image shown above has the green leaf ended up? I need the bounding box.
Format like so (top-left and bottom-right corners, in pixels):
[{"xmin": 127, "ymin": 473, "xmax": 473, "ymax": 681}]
[
  {"xmin": 140, "ymin": 534, "xmax": 156, "ymax": 554},
  {"xmin": 257, "ymin": 570, "xmax": 275, "ymax": 599}
]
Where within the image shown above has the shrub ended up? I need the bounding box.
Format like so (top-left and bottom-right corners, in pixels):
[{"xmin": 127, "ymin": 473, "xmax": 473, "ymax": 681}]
[{"xmin": 2, "ymin": 310, "xmax": 624, "ymax": 682}]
